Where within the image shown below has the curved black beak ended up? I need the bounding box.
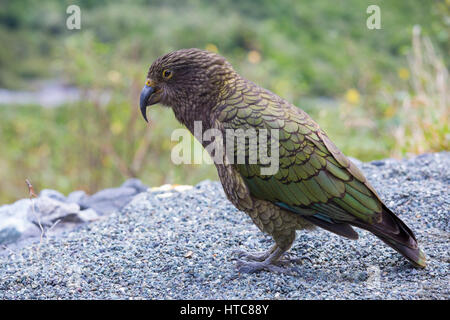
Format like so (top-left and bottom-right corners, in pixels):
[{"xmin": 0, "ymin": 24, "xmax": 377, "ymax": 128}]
[{"xmin": 139, "ymin": 85, "xmax": 155, "ymax": 122}]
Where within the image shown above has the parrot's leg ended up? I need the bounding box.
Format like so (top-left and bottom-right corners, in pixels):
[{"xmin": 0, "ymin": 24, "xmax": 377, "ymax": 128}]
[
  {"xmin": 235, "ymin": 246, "xmax": 290, "ymax": 274},
  {"xmin": 233, "ymin": 244, "xmax": 277, "ymax": 262},
  {"xmin": 235, "ymin": 230, "xmax": 296, "ymax": 274}
]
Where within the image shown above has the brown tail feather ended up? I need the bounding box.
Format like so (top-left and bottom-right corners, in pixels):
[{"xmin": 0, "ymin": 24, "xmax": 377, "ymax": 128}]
[{"xmin": 352, "ymin": 204, "xmax": 426, "ymax": 268}]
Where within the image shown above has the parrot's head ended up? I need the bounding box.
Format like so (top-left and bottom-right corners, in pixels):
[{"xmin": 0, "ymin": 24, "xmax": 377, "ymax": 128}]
[{"xmin": 140, "ymin": 48, "xmax": 235, "ymax": 122}]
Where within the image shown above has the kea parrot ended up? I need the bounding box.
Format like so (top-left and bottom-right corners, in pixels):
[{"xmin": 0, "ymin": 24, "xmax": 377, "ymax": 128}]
[{"xmin": 139, "ymin": 48, "xmax": 426, "ymax": 273}]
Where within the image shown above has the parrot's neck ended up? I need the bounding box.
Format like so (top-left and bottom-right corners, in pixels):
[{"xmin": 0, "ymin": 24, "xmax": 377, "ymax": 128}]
[
  {"xmin": 171, "ymin": 99, "xmax": 215, "ymax": 134},
  {"xmin": 172, "ymin": 70, "xmax": 239, "ymax": 135}
]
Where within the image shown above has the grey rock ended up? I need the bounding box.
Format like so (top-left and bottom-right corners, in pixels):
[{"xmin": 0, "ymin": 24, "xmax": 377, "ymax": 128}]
[
  {"xmin": 66, "ymin": 190, "xmax": 88, "ymax": 207},
  {"xmin": 29, "ymin": 196, "xmax": 80, "ymax": 226},
  {"xmin": 0, "ymin": 199, "xmax": 40, "ymax": 245},
  {"xmin": 82, "ymin": 187, "xmax": 138, "ymax": 215},
  {"xmin": 0, "ymin": 179, "xmax": 149, "ymax": 248},
  {"xmin": 69, "ymin": 179, "xmax": 148, "ymax": 215},
  {"xmin": 0, "ymin": 227, "xmax": 22, "ymax": 245},
  {"xmin": 39, "ymin": 189, "xmax": 67, "ymax": 202},
  {"xmin": 78, "ymin": 209, "xmax": 100, "ymax": 222},
  {"xmin": 0, "ymin": 199, "xmax": 31, "ymax": 226},
  {"xmin": 39, "ymin": 189, "xmax": 66, "ymax": 201},
  {"xmin": 121, "ymin": 178, "xmax": 149, "ymax": 193}
]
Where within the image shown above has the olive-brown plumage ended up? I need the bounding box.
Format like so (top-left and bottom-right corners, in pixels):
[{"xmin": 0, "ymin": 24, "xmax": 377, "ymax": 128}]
[{"xmin": 140, "ymin": 48, "xmax": 426, "ymax": 273}]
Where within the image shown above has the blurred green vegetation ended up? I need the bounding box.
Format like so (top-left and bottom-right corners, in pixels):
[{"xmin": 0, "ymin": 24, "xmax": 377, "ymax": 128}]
[{"xmin": 0, "ymin": 0, "xmax": 448, "ymax": 203}]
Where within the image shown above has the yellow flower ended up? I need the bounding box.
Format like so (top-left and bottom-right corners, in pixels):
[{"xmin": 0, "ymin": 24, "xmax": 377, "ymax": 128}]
[
  {"xmin": 107, "ymin": 70, "xmax": 121, "ymax": 84},
  {"xmin": 205, "ymin": 44, "xmax": 218, "ymax": 53},
  {"xmin": 247, "ymin": 50, "xmax": 261, "ymax": 64},
  {"xmin": 110, "ymin": 121, "xmax": 123, "ymax": 135},
  {"xmin": 397, "ymin": 68, "xmax": 410, "ymax": 80},
  {"xmin": 345, "ymin": 88, "xmax": 360, "ymax": 105}
]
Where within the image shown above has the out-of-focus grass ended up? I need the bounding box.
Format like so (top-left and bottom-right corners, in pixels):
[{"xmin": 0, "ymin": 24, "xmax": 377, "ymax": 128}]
[
  {"xmin": 0, "ymin": 103, "xmax": 218, "ymax": 203},
  {"xmin": 0, "ymin": 0, "xmax": 448, "ymax": 203}
]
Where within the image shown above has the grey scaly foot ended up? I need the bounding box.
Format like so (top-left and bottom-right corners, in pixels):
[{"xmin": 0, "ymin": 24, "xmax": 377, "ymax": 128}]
[
  {"xmin": 236, "ymin": 259, "xmax": 290, "ymax": 274},
  {"xmin": 235, "ymin": 247, "xmax": 293, "ymax": 274},
  {"xmin": 232, "ymin": 244, "xmax": 276, "ymax": 262}
]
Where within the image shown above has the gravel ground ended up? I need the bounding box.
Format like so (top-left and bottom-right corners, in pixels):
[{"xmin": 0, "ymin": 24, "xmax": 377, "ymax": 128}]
[{"xmin": 0, "ymin": 152, "xmax": 448, "ymax": 299}]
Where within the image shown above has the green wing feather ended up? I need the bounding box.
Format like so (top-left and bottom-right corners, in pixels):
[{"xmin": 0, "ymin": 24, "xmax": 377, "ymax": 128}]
[
  {"xmin": 216, "ymin": 81, "xmax": 383, "ymax": 226},
  {"xmin": 212, "ymin": 77, "xmax": 426, "ymax": 268}
]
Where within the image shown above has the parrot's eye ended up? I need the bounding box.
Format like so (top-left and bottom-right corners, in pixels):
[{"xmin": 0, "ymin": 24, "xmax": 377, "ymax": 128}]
[{"xmin": 162, "ymin": 69, "xmax": 173, "ymax": 79}]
